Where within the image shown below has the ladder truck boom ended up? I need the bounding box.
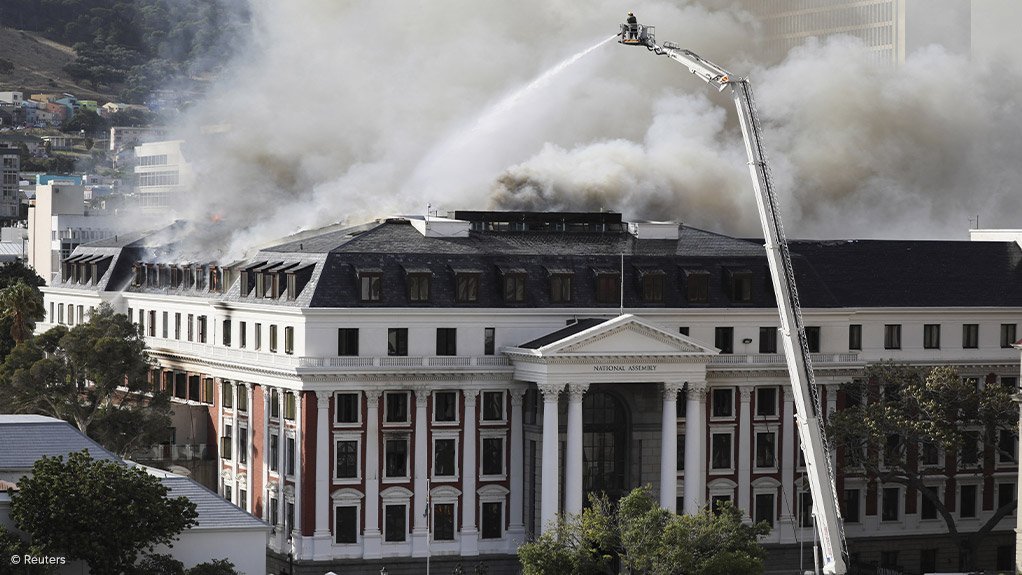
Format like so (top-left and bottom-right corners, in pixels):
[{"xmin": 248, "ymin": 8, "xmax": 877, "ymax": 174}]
[{"xmin": 619, "ymin": 22, "xmax": 848, "ymax": 575}]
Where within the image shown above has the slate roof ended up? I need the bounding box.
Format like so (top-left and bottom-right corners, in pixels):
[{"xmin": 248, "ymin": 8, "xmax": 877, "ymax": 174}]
[
  {"xmin": 146, "ymin": 469, "xmax": 268, "ymax": 531},
  {"xmin": 50, "ymin": 211, "xmax": 1022, "ymax": 311},
  {"xmin": 0, "ymin": 415, "xmax": 119, "ymax": 470},
  {"xmin": 520, "ymin": 318, "xmax": 608, "ymax": 349}
]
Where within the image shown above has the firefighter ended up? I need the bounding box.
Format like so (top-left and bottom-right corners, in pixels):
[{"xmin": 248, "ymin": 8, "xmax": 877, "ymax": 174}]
[{"xmin": 626, "ymin": 12, "xmax": 638, "ymax": 40}]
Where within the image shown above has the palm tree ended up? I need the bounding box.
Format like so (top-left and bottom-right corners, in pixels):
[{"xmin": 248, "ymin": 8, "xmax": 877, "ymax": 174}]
[{"xmin": 0, "ymin": 279, "xmax": 45, "ymax": 343}]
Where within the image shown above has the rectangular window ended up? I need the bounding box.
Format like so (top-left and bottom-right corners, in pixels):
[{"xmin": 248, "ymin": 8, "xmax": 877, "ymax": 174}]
[
  {"xmin": 434, "ymin": 438, "xmax": 457, "ymax": 477},
  {"xmin": 961, "ymin": 431, "xmax": 979, "ymax": 466},
  {"xmin": 799, "ymin": 492, "xmax": 814, "ymax": 527},
  {"xmin": 712, "ymin": 388, "xmax": 733, "ymax": 418},
  {"xmin": 407, "ymin": 273, "xmax": 430, "ymax": 302},
  {"xmin": 338, "ymin": 328, "xmax": 359, "ymax": 356},
  {"xmin": 923, "ymin": 324, "xmax": 941, "ymax": 349},
  {"xmin": 269, "ymin": 324, "xmax": 278, "ymax": 352},
  {"xmin": 715, "ymin": 327, "xmax": 734, "ymax": 354},
  {"xmin": 335, "ymin": 506, "xmax": 358, "ymax": 544},
  {"xmin": 286, "ymin": 436, "xmax": 296, "ymax": 476},
  {"xmin": 239, "ymin": 321, "xmax": 247, "ymax": 348},
  {"xmin": 804, "ymin": 326, "xmax": 821, "ymax": 353},
  {"xmin": 848, "ymin": 324, "xmax": 862, "ymax": 350},
  {"xmin": 481, "ymin": 501, "xmax": 503, "ymax": 539},
  {"xmin": 678, "ymin": 326, "xmax": 689, "ymax": 336},
  {"xmin": 843, "ymin": 489, "xmax": 860, "ymax": 523},
  {"xmin": 222, "ymin": 424, "xmax": 233, "ymax": 461},
  {"xmin": 186, "ymin": 314, "xmax": 193, "ymax": 342},
  {"xmin": 550, "ymin": 274, "xmax": 572, "ymax": 303},
  {"xmin": 161, "ymin": 311, "xmax": 168, "ymax": 338},
  {"xmin": 335, "ymin": 440, "xmax": 358, "ymax": 479},
  {"xmin": 197, "ymin": 315, "xmax": 207, "ymax": 343},
  {"xmin": 754, "ymin": 493, "xmax": 775, "ymax": 527},
  {"xmin": 677, "ymin": 434, "xmax": 685, "ymax": 471},
  {"xmin": 758, "ymin": 327, "xmax": 777, "ymax": 354},
  {"xmin": 237, "ymin": 387, "xmax": 248, "ymax": 413},
  {"xmin": 222, "ymin": 381, "xmax": 234, "ymax": 409},
  {"xmin": 284, "ymin": 392, "xmax": 296, "ymax": 421},
  {"xmin": 433, "ymin": 391, "xmax": 458, "ymax": 423},
  {"xmin": 641, "ymin": 272, "xmax": 665, "ymax": 303},
  {"xmin": 960, "ymin": 485, "xmax": 977, "ymax": 518},
  {"xmin": 284, "ymin": 326, "xmax": 294, "ymax": 355},
  {"xmin": 920, "ymin": 442, "xmax": 940, "ymax": 466},
  {"xmin": 269, "ymin": 432, "xmax": 279, "ymax": 472},
  {"xmin": 384, "ymin": 504, "xmax": 407, "ymax": 542},
  {"xmin": 962, "ymin": 324, "xmax": 979, "ymax": 348},
  {"xmin": 254, "ymin": 323, "xmax": 262, "ymax": 350},
  {"xmin": 433, "ymin": 503, "xmax": 455, "ymax": 541},
  {"xmin": 726, "ymin": 269, "xmax": 753, "ymax": 302},
  {"xmin": 223, "ymin": 319, "xmax": 232, "ymax": 347},
  {"xmin": 147, "ymin": 310, "xmax": 156, "ymax": 337},
  {"xmin": 920, "ymin": 486, "xmax": 938, "ymax": 520},
  {"xmin": 335, "ymin": 393, "xmax": 359, "ymax": 424},
  {"xmin": 881, "ymin": 487, "xmax": 900, "ymax": 521},
  {"xmin": 595, "ymin": 273, "xmax": 620, "ymax": 304},
  {"xmin": 999, "ymin": 429, "xmax": 1016, "ymax": 463},
  {"xmin": 484, "ymin": 327, "xmax": 495, "ymax": 355},
  {"xmin": 755, "ymin": 431, "xmax": 776, "ymax": 468},
  {"xmin": 385, "ymin": 438, "xmax": 409, "ymax": 478},
  {"xmin": 482, "ymin": 437, "xmax": 505, "ymax": 476},
  {"xmin": 388, "ymin": 328, "xmax": 408, "ymax": 356},
  {"xmin": 482, "ymin": 391, "xmax": 504, "ymax": 421},
  {"xmin": 201, "ymin": 379, "xmax": 214, "ymax": 404},
  {"xmin": 436, "ymin": 328, "xmax": 457, "ymax": 356},
  {"xmin": 711, "ymin": 432, "xmax": 732, "ymax": 470},
  {"xmin": 360, "ymin": 272, "xmax": 381, "ymax": 302},
  {"xmin": 173, "ymin": 313, "xmax": 181, "ymax": 339},
  {"xmin": 998, "ymin": 482, "xmax": 1015, "ymax": 510},
  {"xmin": 685, "ymin": 271, "xmax": 709, "ymax": 303},
  {"xmin": 756, "ymin": 388, "xmax": 777, "ymax": 417},
  {"xmin": 385, "ymin": 392, "xmax": 409, "ymax": 423},
  {"xmin": 503, "ymin": 273, "xmax": 526, "ymax": 302},
  {"xmin": 455, "ymin": 273, "xmax": 479, "ymax": 303},
  {"xmin": 884, "ymin": 324, "xmax": 901, "ymax": 350},
  {"xmin": 1001, "ymin": 323, "xmax": 1017, "ymax": 348},
  {"xmin": 238, "ymin": 426, "xmax": 248, "ymax": 465}
]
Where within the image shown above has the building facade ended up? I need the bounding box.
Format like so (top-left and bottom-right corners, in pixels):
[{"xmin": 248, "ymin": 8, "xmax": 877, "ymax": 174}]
[
  {"xmin": 0, "ymin": 145, "xmax": 19, "ymax": 221},
  {"xmin": 27, "ymin": 183, "xmax": 121, "ymax": 284},
  {"xmin": 133, "ymin": 140, "xmax": 189, "ymax": 212},
  {"xmin": 38, "ymin": 210, "xmax": 1022, "ymax": 573}
]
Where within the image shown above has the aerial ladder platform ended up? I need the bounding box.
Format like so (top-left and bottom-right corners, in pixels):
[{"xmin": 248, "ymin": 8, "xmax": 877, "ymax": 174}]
[{"xmin": 618, "ymin": 20, "xmax": 848, "ymax": 575}]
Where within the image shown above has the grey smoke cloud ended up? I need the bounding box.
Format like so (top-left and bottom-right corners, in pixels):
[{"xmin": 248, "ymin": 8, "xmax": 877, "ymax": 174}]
[{"xmin": 166, "ymin": 0, "xmax": 1022, "ymax": 258}]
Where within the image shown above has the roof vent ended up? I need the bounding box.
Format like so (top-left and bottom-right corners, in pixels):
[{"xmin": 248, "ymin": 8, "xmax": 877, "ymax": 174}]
[
  {"xmin": 410, "ymin": 216, "xmax": 471, "ymax": 238},
  {"xmin": 628, "ymin": 221, "xmax": 680, "ymax": 240}
]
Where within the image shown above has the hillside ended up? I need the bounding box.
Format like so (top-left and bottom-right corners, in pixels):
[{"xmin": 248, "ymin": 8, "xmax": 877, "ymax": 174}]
[{"xmin": 0, "ymin": 27, "xmax": 117, "ymax": 101}]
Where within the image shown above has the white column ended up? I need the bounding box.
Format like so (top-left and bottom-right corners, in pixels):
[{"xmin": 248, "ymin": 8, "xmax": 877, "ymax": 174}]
[
  {"xmin": 539, "ymin": 383, "xmax": 564, "ymax": 532},
  {"xmin": 293, "ymin": 392, "xmax": 304, "ymax": 558},
  {"xmin": 411, "ymin": 387, "xmax": 430, "ymax": 556},
  {"xmin": 826, "ymin": 384, "xmax": 838, "ymax": 470},
  {"xmin": 230, "ymin": 382, "xmax": 239, "ymax": 504},
  {"xmin": 313, "ymin": 391, "xmax": 331, "ymax": 558},
  {"xmin": 363, "ymin": 389, "xmax": 382, "ymax": 559},
  {"xmin": 780, "ymin": 387, "xmax": 796, "ymax": 531},
  {"xmin": 507, "ymin": 387, "xmax": 527, "ymax": 549},
  {"xmin": 683, "ymin": 381, "xmax": 706, "ymax": 515},
  {"xmin": 276, "ymin": 389, "xmax": 286, "ymax": 552},
  {"xmin": 245, "ymin": 383, "xmax": 254, "ymax": 513},
  {"xmin": 461, "ymin": 388, "xmax": 480, "ymax": 556},
  {"xmin": 261, "ymin": 386, "xmax": 270, "ymax": 522},
  {"xmin": 1015, "ymin": 392, "xmax": 1022, "ymax": 573},
  {"xmin": 660, "ymin": 382, "xmax": 682, "ymax": 511},
  {"xmin": 565, "ymin": 383, "xmax": 588, "ymax": 517},
  {"xmin": 737, "ymin": 385, "xmax": 753, "ymax": 521}
]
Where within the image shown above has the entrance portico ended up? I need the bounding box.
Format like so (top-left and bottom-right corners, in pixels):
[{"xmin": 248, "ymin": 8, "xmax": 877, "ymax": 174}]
[{"xmin": 504, "ymin": 314, "xmax": 718, "ymax": 532}]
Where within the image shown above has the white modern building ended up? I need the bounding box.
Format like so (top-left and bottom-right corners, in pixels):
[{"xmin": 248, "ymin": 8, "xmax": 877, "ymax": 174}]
[
  {"xmin": 27, "ymin": 183, "xmax": 122, "ymax": 284},
  {"xmin": 0, "ymin": 145, "xmax": 19, "ymax": 221},
  {"xmin": 39, "ymin": 210, "xmax": 1022, "ymax": 573},
  {"xmin": 134, "ymin": 140, "xmax": 190, "ymax": 212}
]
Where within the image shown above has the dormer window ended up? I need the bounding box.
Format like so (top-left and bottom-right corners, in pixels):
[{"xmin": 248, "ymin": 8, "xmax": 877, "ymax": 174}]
[
  {"xmin": 405, "ymin": 268, "xmax": 431, "ymax": 302},
  {"xmin": 684, "ymin": 269, "xmax": 709, "ymax": 303},
  {"xmin": 545, "ymin": 266, "xmax": 573, "ymax": 303},
  {"xmin": 639, "ymin": 269, "xmax": 665, "ymax": 303},
  {"xmin": 499, "ymin": 266, "xmax": 526, "ymax": 303},
  {"xmin": 724, "ymin": 268, "xmax": 753, "ymax": 303},
  {"xmin": 453, "ymin": 269, "xmax": 480, "ymax": 303},
  {"xmin": 593, "ymin": 269, "xmax": 620, "ymax": 304},
  {"xmin": 357, "ymin": 268, "xmax": 382, "ymax": 302}
]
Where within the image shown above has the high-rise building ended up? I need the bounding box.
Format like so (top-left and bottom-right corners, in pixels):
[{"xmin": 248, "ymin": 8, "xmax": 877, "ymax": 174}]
[
  {"xmin": 0, "ymin": 145, "xmax": 20, "ymax": 221},
  {"xmin": 134, "ymin": 140, "xmax": 189, "ymax": 212},
  {"xmin": 754, "ymin": 0, "xmax": 972, "ymax": 64}
]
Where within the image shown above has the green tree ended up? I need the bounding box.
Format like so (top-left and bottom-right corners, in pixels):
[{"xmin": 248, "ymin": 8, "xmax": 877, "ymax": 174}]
[
  {"xmin": 0, "ymin": 58, "xmax": 13, "ymax": 75},
  {"xmin": 827, "ymin": 362, "xmax": 1017, "ymax": 571},
  {"xmin": 186, "ymin": 559, "xmax": 241, "ymax": 575},
  {"xmin": 61, "ymin": 109, "xmax": 108, "ymax": 137},
  {"xmin": 0, "ymin": 279, "xmax": 46, "ymax": 344},
  {"xmin": 0, "ymin": 303, "xmax": 171, "ymax": 455},
  {"xmin": 10, "ymin": 450, "xmax": 198, "ymax": 575},
  {"xmin": 135, "ymin": 553, "xmax": 184, "ymax": 575},
  {"xmin": 518, "ymin": 487, "xmax": 769, "ymax": 575},
  {"xmin": 0, "ymin": 262, "xmax": 46, "ymax": 361}
]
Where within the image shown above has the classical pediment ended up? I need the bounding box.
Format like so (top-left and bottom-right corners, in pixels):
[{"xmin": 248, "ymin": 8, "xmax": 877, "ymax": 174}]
[{"xmin": 511, "ymin": 314, "xmax": 717, "ymax": 358}]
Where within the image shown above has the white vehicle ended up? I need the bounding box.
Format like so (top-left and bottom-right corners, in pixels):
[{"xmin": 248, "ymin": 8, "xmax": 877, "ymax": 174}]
[{"xmin": 619, "ymin": 20, "xmax": 849, "ymax": 575}]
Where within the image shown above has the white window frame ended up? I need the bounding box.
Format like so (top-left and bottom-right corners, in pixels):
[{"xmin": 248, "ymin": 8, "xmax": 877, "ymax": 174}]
[
  {"xmin": 997, "ymin": 428, "xmax": 1017, "ymax": 466},
  {"xmin": 431, "ymin": 432, "xmax": 460, "ymax": 480},
  {"xmin": 707, "ymin": 478, "xmax": 737, "ymax": 513},
  {"xmin": 331, "ymin": 488, "xmax": 364, "ymax": 546},
  {"xmin": 709, "ymin": 427, "xmax": 735, "ymax": 473},
  {"xmin": 879, "ymin": 484, "xmax": 902, "ymax": 523},
  {"xmin": 480, "ymin": 390, "xmax": 507, "ymax": 423},
  {"xmin": 753, "ymin": 425, "xmax": 779, "ymax": 472},
  {"xmin": 383, "ymin": 435, "xmax": 411, "ymax": 482},
  {"xmin": 383, "ymin": 391, "xmax": 411, "ymax": 426},
  {"xmin": 958, "ymin": 482, "xmax": 980, "ymax": 520},
  {"xmin": 710, "ymin": 387, "xmax": 735, "ymax": 420},
  {"xmin": 381, "ymin": 486, "xmax": 413, "ymax": 544},
  {"xmin": 429, "ymin": 485, "xmax": 462, "ymax": 543},
  {"xmin": 918, "ymin": 482, "xmax": 943, "ymax": 522},
  {"xmin": 220, "ymin": 470, "xmax": 234, "ymax": 503},
  {"xmin": 285, "ymin": 430, "xmax": 297, "ymax": 479},
  {"xmin": 333, "ymin": 433, "xmax": 362, "ymax": 483},
  {"xmin": 751, "ymin": 477, "xmax": 781, "ymax": 529},
  {"xmin": 334, "ymin": 391, "xmax": 362, "ymax": 427},
  {"xmin": 479, "ymin": 432, "xmax": 507, "ymax": 480},
  {"xmin": 842, "ymin": 481, "xmax": 866, "ymax": 525},
  {"xmin": 755, "ymin": 386, "xmax": 778, "ymax": 418},
  {"xmin": 918, "ymin": 440, "xmax": 945, "ymax": 469},
  {"xmin": 478, "ymin": 484, "xmax": 510, "ymax": 542},
  {"xmin": 432, "ymin": 390, "xmax": 460, "ymax": 425}
]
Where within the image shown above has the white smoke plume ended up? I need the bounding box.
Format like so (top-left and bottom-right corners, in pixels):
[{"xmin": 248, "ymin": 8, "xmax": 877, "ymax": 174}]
[{"xmin": 163, "ymin": 0, "xmax": 1022, "ymax": 258}]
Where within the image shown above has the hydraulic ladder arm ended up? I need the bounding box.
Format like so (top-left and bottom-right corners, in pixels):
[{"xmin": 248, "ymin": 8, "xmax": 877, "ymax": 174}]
[{"xmin": 619, "ymin": 22, "xmax": 848, "ymax": 575}]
